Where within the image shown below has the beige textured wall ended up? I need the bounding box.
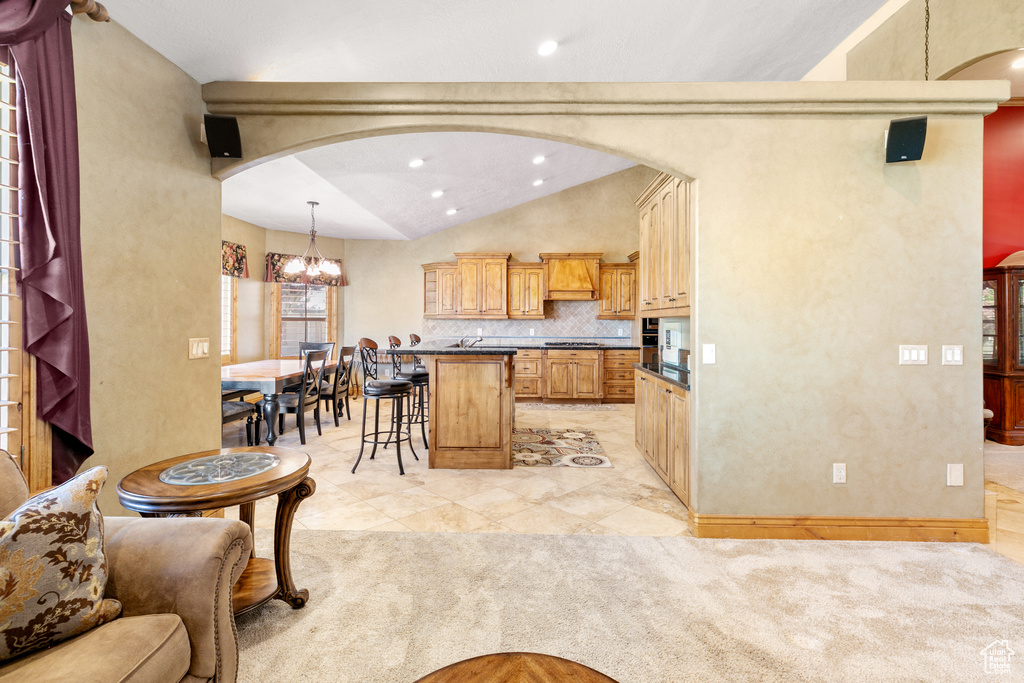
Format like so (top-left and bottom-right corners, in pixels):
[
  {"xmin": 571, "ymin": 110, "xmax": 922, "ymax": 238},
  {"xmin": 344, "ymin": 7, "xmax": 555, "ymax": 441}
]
[
  {"xmin": 221, "ymin": 216, "xmax": 266, "ymax": 363},
  {"xmin": 73, "ymin": 21, "xmax": 222, "ymax": 515},
  {"xmin": 200, "ymin": 80, "xmax": 1003, "ymax": 521},
  {"xmin": 847, "ymin": 0, "xmax": 1024, "ymax": 80},
  {"xmin": 342, "ymin": 166, "xmax": 653, "ymax": 346}
]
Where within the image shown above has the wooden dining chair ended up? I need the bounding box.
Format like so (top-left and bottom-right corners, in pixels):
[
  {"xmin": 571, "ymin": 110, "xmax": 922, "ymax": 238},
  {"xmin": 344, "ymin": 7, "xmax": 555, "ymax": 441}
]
[
  {"xmin": 322, "ymin": 345, "xmax": 355, "ymax": 426},
  {"xmin": 283, "ymin": 341, "xmax": 336, "ymax": 393},
  {"xmin": 254, "ymin": 348, "xmax": 328, "ymax": 446}
]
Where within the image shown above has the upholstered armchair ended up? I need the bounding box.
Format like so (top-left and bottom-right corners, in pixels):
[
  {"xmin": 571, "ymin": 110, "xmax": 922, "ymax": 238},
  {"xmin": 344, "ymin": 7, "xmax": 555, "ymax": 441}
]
[{"xmin": 0, "ymin": 455, "xmax": 253, "ymax": 683}]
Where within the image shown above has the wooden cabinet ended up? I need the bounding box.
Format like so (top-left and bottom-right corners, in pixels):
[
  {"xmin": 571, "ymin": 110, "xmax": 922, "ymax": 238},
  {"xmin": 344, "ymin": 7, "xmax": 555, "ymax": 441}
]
[
  {"xmin": 456, "ymin": 253, "xmax": 509, "ymax": 318},
  {"xmin": 508, "ymin": 264, "xmax": 545, "ymax": 319},
  {"xmin": 636, "ymin": 173, "xmax": 690, "ymax": 317},
  {"xmin": 984, "ymin": 258, "xmax": 1024, "ymax": 445},
  {"xmin": 597, "ymin": 263, "xmax": 637, "ymax": 319},
  {"xmin": 603, "ymin": 349, "xmax": 639, "ymax": 402},
  {"xmin": 544, "ymin": 349, "xmax": 603, "ymax": 399},
  {"xmin": 513, "ymin": 349, "xmax": 543, "ymax": 399},
  {"xmin": 634, "ymin": 368, "xmax": 690, "ymax": 508},
  {"xmin": 422, "ymin": 263, "xmax": 458, "ymax": 318},
  {"xmin": 540, "ymin": 253, "xmax": 601, "ymax": 300}
]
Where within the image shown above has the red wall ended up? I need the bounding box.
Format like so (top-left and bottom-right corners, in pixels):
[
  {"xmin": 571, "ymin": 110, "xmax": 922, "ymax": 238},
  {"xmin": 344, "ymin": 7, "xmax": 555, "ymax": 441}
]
[{"xmin": 984, "ymin": 106, "xmax": 1024, "ymax": 268}]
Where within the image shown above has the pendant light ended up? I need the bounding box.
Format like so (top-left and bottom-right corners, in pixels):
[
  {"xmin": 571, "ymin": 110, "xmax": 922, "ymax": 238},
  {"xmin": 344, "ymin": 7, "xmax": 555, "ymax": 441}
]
[{"xmin": 284, "ymin": 201, "xmax": 340, "ymax": 277}]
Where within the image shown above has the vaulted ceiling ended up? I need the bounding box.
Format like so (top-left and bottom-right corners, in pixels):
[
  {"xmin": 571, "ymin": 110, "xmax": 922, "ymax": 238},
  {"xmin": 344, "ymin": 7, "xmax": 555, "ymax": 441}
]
[{"xmin": 102, "ymin": 0, "xmax": 889, "ymax": 239}]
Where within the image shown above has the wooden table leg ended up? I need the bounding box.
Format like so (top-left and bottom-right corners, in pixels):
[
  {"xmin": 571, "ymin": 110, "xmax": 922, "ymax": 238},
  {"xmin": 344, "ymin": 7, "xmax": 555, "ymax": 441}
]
[
  {"xmin": 261, "ymin": 392, "xmax": 280, "ymax": 446},
  {"xmin": 273, "ymin": 476, "xmax": 315, "ymax": 608},
  {"xmin": 239, "ymin": 501, "xmax": 256, "ymax": 537}
]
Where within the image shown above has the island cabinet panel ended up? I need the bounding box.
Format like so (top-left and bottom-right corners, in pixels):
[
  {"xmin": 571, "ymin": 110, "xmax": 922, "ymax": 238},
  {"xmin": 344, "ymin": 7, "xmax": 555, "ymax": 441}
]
[
  {"xmin": 508, "ymin": 265, "xmax": 545, "ymax": 319},
  {"xmin": 634, "ymin": 368, "xmax": 690, "ymax": 509},
  {"xmin": 428, "ymin": 354, "xmax": 513, "ymax": 469},
  {"xmin": 636, "ymin": 173, "xmax": 691, "ymax": 317},
  {"xmin": 597, "ymin": 263, "xmax": 637, "ymax": 320}
]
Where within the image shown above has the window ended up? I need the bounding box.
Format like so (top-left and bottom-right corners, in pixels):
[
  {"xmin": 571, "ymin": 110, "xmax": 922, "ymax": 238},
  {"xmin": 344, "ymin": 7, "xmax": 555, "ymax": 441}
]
[
  {"xmin": 271, "ymin": 283, "xmax": 337, "ymax": 359},
  {"xmin": 221, "ymin": 274, "xmax": 236, "ymax": 364},
  {"xmin": 0, "ymin": 55, "xmax": 21, "ymax": 460}
]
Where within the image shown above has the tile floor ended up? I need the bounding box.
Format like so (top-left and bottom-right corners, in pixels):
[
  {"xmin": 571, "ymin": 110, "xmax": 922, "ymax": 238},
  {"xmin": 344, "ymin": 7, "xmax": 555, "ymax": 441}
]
[
  {"xmin": 222, "ymin": 398, "xmax": 1024, "ymax": 567},
  {"xmin": 222, "ymin": 398, "xmax": 692, "ymax": 537}
]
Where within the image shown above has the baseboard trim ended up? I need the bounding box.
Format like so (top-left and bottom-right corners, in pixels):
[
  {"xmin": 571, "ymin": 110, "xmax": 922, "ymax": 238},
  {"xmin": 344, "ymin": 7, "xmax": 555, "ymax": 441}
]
[{"xmin": 689, "ymin": 513, "xmax": 989, "ymax": 543}]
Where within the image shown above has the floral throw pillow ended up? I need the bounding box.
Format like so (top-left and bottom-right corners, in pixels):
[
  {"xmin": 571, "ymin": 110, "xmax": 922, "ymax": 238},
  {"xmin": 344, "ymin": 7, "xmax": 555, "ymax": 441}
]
[{"xmin": 0, "ymin": 466, "xmax": 122, "ymax": 661}]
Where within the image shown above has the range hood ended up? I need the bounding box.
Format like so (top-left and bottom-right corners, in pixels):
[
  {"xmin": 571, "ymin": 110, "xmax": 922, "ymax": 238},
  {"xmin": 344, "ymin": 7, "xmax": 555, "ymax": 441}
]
[{"xmin": 540, "ymin": 253, "xmax": 601, "ymax": 300}]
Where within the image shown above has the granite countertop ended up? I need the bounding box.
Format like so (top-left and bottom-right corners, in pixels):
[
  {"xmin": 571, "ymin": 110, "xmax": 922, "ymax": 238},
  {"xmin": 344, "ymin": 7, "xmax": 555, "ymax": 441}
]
[
  {"xmin": 384, "ymin": 342, "xmax": 517, "ymax": 356},
  {"xmin": 633, "ymin": 362, "xmax": 689, "ymax": 391},
  {"xmin": 420, "ymin": 338, "xmax": 640, "ymax": 351}
]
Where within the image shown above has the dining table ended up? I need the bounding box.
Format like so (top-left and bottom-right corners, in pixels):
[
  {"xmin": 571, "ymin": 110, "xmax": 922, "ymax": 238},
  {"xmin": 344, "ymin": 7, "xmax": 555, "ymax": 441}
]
[{"xmin": 221, "ymin": 358, "xmax": 338, "ymax": 446}]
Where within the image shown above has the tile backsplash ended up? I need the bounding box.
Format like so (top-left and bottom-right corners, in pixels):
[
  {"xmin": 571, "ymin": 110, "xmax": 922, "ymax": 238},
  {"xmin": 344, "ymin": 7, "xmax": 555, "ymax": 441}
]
[{"xmin": 423, "ymin": 300, "xmax": 633, "ymax": 340}]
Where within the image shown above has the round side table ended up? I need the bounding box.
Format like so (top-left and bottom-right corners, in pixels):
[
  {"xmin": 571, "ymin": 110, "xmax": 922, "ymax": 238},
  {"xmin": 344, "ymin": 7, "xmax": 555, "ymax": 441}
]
[
  {"xmin": 415, "ymin": 652, "xmax": 619, "ymax": 683},
  {"xmin": 117, "ymin": 446, "xmax": 315, "ymax": 615}
]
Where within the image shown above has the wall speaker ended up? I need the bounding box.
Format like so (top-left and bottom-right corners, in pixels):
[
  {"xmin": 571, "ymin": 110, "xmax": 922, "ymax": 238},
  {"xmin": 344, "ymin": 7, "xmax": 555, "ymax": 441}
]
[
  {"xmin": 885, "ymin": 116, "xmax": 927, "ymax": 163},
  {"xmin": 203, "ymin": 114, "xmax": 242, "ymax": 159}
]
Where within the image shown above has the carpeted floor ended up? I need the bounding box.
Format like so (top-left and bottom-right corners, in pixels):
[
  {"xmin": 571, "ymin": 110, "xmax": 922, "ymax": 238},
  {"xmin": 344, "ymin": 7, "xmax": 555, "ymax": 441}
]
[
  {"xmin": 235, "ymin": 530, "xmax": 1024, "ymax": 682},
  {"xmin": 984, "ymin": 440, "xmax": 1024, "ymax": 492}
]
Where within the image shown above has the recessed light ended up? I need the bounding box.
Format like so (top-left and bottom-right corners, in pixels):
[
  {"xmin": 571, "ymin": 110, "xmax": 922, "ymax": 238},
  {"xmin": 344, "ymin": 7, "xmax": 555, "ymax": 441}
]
[
  {"xmin": 533, "ymin": 155, "xmax": 546, "ymax": 164},
  {"xmin": 533, "ymin": 179, "xmax": 544, "ymax": 187},
  {"xmin": 409, "ymin": 158, "xmax": 424, "ymax": 168},
  {"xmin": 1013, "ymin": 57, "xmax": 1024, "ymax": 69},
  {"xmin": 432, "ymin": 190, "xmax": 444, "ymax": 198},
  {"xmin": 446, "ymin": 208, "xmax": 458, "ymax": 215},
  {"xmin": 538, "ymin": 41, "xmax": 558, "ymax": 57}
]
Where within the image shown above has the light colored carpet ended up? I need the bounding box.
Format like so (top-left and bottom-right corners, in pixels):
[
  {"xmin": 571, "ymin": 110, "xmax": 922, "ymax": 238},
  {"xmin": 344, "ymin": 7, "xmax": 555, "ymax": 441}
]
[
  {"xmin": 236, "ymin": 530, "xmax": 1024, "ymax": 682},
  {"xmin": 984, "ymin": 440, "xmax": 1024, "ymax": 492}
]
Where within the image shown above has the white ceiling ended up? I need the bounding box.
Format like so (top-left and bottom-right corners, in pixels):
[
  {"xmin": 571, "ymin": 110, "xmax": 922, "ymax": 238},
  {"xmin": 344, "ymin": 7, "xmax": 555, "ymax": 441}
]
[{"xmin": 102, "ymin": 0, "xmax": 889, "ymax": 240}]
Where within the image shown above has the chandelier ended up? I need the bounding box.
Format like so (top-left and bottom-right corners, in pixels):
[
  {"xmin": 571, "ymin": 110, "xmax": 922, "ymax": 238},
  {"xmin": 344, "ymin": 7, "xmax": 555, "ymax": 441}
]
[{"xmin": 285, "ymin": 201, "xmax": 340, "ymax": 277}]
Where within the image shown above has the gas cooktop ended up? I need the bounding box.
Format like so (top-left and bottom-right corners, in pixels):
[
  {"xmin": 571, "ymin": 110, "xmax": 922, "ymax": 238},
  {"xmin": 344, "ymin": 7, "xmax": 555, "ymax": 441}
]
[{"xmin": 543, "ymin": 342, "xmax": 601, "ymax": 347}]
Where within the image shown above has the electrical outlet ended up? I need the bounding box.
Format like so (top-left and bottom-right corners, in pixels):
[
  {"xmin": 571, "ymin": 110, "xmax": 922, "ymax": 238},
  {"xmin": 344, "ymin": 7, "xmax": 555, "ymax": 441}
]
[
  {"xmin": 833, "ymin": 463, "xmax": 847, "ymax": 484},
  {"xmin": 618, "ymin": 328, "xmax": 623, "ymax": 337},
  {"xmin": 702, "ymin": 343, "xmax": 716, "ymax": 364},
  {"xmin": 529, "ymin": 329, "xmax": 535, "ymax": 336},
  {"xmin": 947, "ymin": 464, "xmax": 964, "ymax": 486},
  {"xmin": 477, "ymin": 328, "xmax": 483, "ymax": 337}
]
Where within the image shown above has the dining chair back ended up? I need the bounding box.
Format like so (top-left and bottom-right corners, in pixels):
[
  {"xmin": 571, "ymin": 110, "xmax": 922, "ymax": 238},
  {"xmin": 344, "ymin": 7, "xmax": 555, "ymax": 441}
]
[
  {"xmin": 323, "ymin": 345, "xmax": 356, "ymax": 426},
  {"xmin": 254, "ymin": 348, "xmax": 328, "ymax": 446}
]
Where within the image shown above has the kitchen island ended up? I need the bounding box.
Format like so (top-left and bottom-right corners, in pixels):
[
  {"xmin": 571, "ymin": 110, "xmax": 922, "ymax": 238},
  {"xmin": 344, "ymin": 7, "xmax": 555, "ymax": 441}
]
[{"xmin": 387, "ymin": 344, "xmax": 517, "ymax": 470}]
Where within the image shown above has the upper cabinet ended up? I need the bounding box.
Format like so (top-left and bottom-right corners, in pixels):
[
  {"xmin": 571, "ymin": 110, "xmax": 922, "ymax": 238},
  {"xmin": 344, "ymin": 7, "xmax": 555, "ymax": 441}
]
[
  {"xmin": 422, "ymin": 263, "xmax": 458, "ymax": 318},
  {"xmin": 636, "ymin": 173, "xmax": 691, "ymax": 317},
  {"xmin": 456, "ymin": 253, "xmax": 510, "ymax": 318},
  {"xmin": 508, "ymin": 264, "xmax": 545, "ymax": 319},
  {"xmin": 597, "ymin": 263, "xmax": 637, "ymax": 319},
  {"xmin": 540, "ymin": 253, "xmax": 601, "ymax": 300}
]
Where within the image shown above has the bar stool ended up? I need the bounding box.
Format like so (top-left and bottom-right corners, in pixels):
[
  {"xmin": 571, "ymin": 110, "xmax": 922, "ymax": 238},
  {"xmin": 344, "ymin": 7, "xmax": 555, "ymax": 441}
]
[
  {"xmin": 409, "ymin": 333, "xmax": 426, "ymax": 371},
  {"xmin": 352, "ymin": 338, "xmax": 417, "ymax": 475},
  {"xmin": 389, "ymin": 336, "xmax": 429, "ymax": 450}
]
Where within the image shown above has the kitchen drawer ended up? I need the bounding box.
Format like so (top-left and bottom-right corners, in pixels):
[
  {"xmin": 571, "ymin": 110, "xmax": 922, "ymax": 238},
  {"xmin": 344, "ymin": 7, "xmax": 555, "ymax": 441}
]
[
  {"xmin": 545, "ymin": 349, "xmax": 600, "ymax": 360},
  {"xmin": 515, "ymin": 359, "xmax": 541, "ymax": 377},
  {"xmin": 604, "ymin": 350, "xmax": 639, "ymax": 360},
  {"xmin": 604, "ymin": 368, "xmax": 634, "ymax": 383},
  {"xmin": 517, "ymin": 349, "xmax": 542, "ymax": 360},
  {"xmin": 603, "ymin": 384, "xmax": 635, "ymax": 398},
  {"xmin": 515, "ymin": 378, "xmax": 541, "ymax": 397}
]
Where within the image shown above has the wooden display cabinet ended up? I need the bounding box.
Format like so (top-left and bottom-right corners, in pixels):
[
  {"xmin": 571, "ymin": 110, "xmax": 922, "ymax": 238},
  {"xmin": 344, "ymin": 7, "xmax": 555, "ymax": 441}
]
[
  {"xmin": 456, "ymin": 252, "xmax": 510, "ymax": 318},
  {"xmin": 422, "ymin": 263, "xmax": 458, "ymax": 318},
  {"xmin": 597, "ymin": 263, "xmax": 637, "ymax": 319},
  {"xmin": 983, "ymin": 259, "xmax": 1024, "ymax": 445},
  {"xmin": 635, "ymin": 173, "xmax": 691, "ymax": 317},
  {"xmin": 508, "ymin": 264, "xmax": 545, "ymax": 319}
]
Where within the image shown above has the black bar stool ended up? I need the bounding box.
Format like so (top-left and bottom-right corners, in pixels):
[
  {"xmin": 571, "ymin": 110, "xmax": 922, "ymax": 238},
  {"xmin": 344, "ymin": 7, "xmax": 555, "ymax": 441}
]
[
  {"xmin": 409, "ymin": 333, "xmax": 426, "ymax": 371},
  {"xmin": 352, "ymin": 338, "xmax": 417, "ymax": 475},
  {"xmin": 389, "ymin": 335, "xmax": 429, "ymax": 450}
]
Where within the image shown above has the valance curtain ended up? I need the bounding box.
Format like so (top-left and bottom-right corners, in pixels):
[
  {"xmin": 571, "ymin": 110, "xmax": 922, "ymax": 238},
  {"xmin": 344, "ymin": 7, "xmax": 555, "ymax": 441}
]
[
  {"xmin": 264, "ymin": 252, "xmax": 347, "ymax": 287},
  {"xmin": 221, "ymin": 240, "xmax": 248, "ymax": 278},
  {"xmin": 0, "ymin": 1, "xmax": 93, "ymax": 483}
]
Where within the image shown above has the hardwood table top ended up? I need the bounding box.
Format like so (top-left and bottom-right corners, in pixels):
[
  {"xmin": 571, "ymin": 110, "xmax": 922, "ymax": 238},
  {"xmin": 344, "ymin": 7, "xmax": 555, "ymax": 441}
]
[
  {"xmin": 221, "ymin": 358, "xmax": 339, "ymax": 393},
  {"xmin": 117, "ymin": 447, "xmax": 310, "ymax": 514},
  {"xmin": 414, "ymin": 652, "xmax": 618, "ymax": 683}
]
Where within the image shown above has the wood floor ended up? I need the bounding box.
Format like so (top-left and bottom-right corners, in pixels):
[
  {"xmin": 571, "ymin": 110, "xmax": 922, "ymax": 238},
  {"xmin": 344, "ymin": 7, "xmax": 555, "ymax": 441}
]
[{"xmin": 222, "ymin": 400, "xmax": 1024, "ymax": 566}]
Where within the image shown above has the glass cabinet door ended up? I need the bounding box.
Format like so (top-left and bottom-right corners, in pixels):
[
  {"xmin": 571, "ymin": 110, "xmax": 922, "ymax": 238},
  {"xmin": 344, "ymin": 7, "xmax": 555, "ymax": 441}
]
[
  {"xmin": 1017, "ymin": 275, "xmax": 1024, "ymax": 369},
  {"xmin": 983, "ymin": 278, "xmax": 998, "ymax": 367}
]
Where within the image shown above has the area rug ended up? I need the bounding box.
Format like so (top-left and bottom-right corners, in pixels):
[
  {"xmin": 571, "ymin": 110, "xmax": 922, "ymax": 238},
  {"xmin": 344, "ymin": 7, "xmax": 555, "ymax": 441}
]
[
  {"xmin": 512, "ymin": 427, "xmax": 611, "ymax": 467},
  {"xmin": 517, "ymin": 403, "xmax": 620, "ymax": 411},
  {"xmin": 985, "ymin": 440, "xmax": 1024, "ymax": 493},
  {"xmin": 235, "ymin": 530, "xmax": 1024, "ymax": 683}
]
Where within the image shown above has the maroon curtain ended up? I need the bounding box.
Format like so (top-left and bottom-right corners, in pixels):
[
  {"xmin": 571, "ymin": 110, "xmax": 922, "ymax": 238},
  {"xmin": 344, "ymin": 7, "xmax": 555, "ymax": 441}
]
[{"xmin": 1, "ymin": 2, "xmax": 93, "ymax": 483}]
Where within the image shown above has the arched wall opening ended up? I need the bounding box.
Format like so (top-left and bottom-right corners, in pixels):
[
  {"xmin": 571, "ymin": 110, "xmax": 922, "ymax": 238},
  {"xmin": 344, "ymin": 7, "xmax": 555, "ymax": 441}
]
[{"xmin": 208, "ymin": 80, "xmax": 1003, "ymax": 524}]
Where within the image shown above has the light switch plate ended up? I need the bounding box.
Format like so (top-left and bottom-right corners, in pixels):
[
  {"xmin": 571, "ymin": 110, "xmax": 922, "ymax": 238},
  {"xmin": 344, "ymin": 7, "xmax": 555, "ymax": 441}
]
[
  {"xmin": 947, "ymin": 463, "xmax": 964, "ymax": 487},
  {"xmin": 702, "ymin": 343, "xmax": 716, "ymax": 365},
  {"xmin": 941, "ymin": 345, "xmax": 963, "ymax": 365},
  {"xmin": 898, "ymin": 345, "xmax": 927, "ymax": 365},
  {"xmin": 188, "ymin": 337, "xmax": 210, "ymax": 360}
]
